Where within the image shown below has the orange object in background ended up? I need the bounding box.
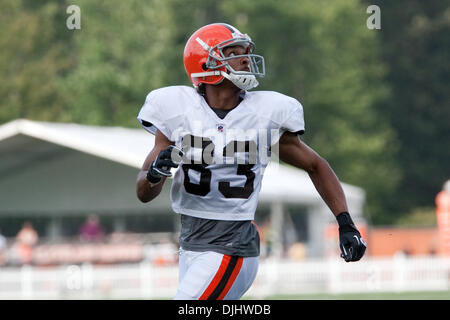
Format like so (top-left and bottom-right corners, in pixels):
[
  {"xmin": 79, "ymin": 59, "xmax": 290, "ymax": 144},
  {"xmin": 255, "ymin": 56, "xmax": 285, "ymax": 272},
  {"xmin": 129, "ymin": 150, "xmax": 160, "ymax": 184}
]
[
  {"xmin": 323, "ymin": 181, "xmax": 450, "ymax": 258},
  {"xmin": 435, "ymin": 182, "xmax": 450, "ymax": 256},
  {"xmin": 324, "ymin": 224, "xmax": 440, "ymax": 258},
  {"xmin": 368, "ymin": 228, "xmax": 439, "ymax": 257}
]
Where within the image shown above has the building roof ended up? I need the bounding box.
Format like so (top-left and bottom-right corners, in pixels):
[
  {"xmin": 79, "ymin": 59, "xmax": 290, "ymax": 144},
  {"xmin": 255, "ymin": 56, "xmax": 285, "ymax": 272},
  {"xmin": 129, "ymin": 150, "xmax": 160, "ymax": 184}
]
[{"xmin": 0, "ymin": 119, "xmax": 153, "ymax": 168}]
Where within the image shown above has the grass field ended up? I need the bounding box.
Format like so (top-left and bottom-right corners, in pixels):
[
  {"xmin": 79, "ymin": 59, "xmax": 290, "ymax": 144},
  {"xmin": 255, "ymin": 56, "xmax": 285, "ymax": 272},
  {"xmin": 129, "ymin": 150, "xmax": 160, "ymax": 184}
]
[
  {"xmin": 153, "ymin": 290, "xmax": 450, "ymax": 300},
  {"xmin": 259, "ymin": 290, "xmax": 450, "ymax": 300},
  {"xmin": 152, "ymin": 290, "xmax": 449, "ymax": 300}
]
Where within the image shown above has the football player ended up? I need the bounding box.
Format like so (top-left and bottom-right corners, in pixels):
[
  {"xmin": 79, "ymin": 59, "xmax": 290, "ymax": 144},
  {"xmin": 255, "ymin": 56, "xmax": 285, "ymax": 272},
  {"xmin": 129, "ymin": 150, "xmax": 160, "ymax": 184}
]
[{"xmin": 136, "ymin": 23, "xmax": 366, "ymax": 300}]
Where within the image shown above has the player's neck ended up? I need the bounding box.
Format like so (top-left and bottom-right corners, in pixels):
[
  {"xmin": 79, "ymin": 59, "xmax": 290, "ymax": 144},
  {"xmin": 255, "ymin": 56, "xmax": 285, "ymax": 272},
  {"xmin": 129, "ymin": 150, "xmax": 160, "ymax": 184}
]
[{"xmin": 204, "ymin": 81, "xmax": 242, "ymax": 111}]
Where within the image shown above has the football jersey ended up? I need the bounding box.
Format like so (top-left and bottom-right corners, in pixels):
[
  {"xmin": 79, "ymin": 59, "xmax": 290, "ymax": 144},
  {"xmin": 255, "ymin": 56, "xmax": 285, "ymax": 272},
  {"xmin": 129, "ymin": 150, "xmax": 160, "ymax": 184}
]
[{"xmin": 137, "ymin": 85, "xmax": 305, "ymax": 221}]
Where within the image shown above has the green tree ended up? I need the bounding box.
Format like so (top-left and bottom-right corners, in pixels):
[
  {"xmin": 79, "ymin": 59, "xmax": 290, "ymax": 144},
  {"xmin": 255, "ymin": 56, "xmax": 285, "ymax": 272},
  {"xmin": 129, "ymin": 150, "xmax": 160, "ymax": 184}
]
[
  {"xmin": 0, "ymin": 0, "xmax": 74, "ymax": 123},
  {"xmin": 370, "ymin": 0, "xmax": 450, "ymax": 219},
  {"xmin": 60, "ymin": 0, "xmax": 176, "ymax": 127}
]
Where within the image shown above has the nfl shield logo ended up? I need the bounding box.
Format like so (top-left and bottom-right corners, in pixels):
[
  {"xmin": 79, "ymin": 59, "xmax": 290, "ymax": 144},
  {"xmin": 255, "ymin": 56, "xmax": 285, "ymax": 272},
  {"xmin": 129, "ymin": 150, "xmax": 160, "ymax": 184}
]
[{"xmin": 217, "ymin": 124, "xmax": 224, "ymax": 132}]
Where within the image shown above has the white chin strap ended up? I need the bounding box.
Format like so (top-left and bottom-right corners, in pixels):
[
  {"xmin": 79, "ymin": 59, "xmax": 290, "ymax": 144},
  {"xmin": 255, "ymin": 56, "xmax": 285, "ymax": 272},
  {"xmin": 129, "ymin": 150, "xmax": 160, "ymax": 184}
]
[
  {"xmin": 221, "ymin": 72, "xmax": 259, "ymax": 91},
  {"xmin": 190, "ymin": 71, "xmax": 259, "ymax": 91}
]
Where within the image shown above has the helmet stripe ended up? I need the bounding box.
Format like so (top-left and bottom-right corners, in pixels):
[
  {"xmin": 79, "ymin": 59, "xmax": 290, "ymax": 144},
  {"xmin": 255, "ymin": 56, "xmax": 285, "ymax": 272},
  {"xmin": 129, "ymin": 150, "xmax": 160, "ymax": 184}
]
[
  {"xmin": 219, "ymin": 23, "xmax": 245, "ymax": 37},
  {"xmin": 219, "ymin": 23, "xmax": 236, "ymax": 33},
  {"xmin": 196, "ymin": 37, "xmax": 211, "ymax": 51}
]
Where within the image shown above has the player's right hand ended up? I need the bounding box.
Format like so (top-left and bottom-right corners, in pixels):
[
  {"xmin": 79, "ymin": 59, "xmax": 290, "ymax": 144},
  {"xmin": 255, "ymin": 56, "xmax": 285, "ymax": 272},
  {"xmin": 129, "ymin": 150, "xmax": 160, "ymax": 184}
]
[{"xmin": 146, "ymin": 145, "xmax": 184, "ymax": 183}]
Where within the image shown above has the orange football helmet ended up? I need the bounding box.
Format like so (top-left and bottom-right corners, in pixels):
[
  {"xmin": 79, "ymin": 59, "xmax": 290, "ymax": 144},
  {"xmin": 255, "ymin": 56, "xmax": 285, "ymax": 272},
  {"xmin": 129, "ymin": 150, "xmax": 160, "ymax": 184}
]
[{"xmin": 183, "ymin": 23, "xmax": 265, "ymax": 91}]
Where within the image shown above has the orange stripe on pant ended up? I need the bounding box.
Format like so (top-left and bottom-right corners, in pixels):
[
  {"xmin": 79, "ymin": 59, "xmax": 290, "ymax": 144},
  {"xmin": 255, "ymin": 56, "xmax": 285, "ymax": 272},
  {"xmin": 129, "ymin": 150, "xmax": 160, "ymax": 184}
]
[
  {"xmin": 199, "ymin": 255, "xmax": 243, "ymax": 300},
  {"xmin": 217, "ymin": 256, "xmax": 243, "ymax": 300}
]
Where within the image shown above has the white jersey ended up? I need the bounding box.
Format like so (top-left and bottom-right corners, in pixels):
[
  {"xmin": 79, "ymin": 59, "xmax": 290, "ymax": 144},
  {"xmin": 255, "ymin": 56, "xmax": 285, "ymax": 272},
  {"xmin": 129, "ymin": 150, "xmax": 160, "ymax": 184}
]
[{"xmin": 137, "ymin": 85, "xmax": 305, "ymax": 221}]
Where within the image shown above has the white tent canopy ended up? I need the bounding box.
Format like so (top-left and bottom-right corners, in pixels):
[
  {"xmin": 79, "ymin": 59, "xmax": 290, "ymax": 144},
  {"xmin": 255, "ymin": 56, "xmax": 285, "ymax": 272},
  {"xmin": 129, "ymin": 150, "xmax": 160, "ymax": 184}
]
[
  {"xmin": 261, "ymin": 162, "xmax": 364, "ymax": 206},
  {"xmin": 0, "ymin": 119, "xmax": 365, "ymax": 203},
  {"xmin": 0, "ymin": 118, "xmax": 154, "ymax": 169},
  {"xmin": 0, "ymin": 119, "xmax": 366, "ymax": 256}
]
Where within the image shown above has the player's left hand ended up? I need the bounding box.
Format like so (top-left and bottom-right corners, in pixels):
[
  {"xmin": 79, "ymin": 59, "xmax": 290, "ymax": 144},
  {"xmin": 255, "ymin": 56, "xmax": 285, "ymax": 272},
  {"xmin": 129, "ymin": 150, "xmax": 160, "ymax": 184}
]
[{"xmin": 336, "ymin": 212, "xmax": 367, "ymax": 262}]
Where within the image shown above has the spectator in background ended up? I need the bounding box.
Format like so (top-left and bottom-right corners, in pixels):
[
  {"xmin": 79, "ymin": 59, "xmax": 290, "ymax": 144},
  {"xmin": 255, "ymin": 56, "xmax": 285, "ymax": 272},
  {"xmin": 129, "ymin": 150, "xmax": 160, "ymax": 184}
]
[
  {"xmin": 16, "ymin": 221, "xmax": 39, "ymax": 265},
  {"xmin": 80, "ymin": 214, "xmax": 104, "ymax": 242},
  {"xmin": 0, "ymin": 229, "xmax": 7, "ymax": 266}
]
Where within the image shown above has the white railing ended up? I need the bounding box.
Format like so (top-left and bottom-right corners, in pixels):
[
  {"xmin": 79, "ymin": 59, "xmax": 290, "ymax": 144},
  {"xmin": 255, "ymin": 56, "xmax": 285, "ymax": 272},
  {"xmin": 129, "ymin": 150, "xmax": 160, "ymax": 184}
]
[{"xmin": 0, "ymin": 255, "xmax": 449, "ymax": 299}]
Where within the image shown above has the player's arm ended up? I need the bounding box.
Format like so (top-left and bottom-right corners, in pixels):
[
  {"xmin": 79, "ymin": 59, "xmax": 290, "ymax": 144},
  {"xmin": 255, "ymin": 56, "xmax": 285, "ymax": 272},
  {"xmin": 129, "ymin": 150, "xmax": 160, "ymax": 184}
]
[
  {"xmin": 277, "ymin": 132, "xmax": 347, "ymax": 215},
  {"xmin": 276, "ymin": 131, "xmax": 366, "ymax": 261},
  {"xmin": 136, "ymin": 130, "xmax": 174, "ymax": 203}
]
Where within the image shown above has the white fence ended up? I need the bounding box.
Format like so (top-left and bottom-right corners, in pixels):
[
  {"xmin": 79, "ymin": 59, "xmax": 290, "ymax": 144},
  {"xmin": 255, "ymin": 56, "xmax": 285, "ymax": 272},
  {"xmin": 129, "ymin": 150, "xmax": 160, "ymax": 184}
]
[{"xmin": 0, "ymin": 255, "xmax": 449, "ymax": 299}]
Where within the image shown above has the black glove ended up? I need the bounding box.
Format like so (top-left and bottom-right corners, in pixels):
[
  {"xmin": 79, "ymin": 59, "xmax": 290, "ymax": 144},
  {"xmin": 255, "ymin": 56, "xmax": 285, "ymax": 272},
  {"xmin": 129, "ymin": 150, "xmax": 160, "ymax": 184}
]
[
  {"xmin": 336, "ymin": 212, "xmax": 366, "ymax": 262},
  {"xmin": 146, "ymin": 145, "xmax": 184, "ymax": 183}
]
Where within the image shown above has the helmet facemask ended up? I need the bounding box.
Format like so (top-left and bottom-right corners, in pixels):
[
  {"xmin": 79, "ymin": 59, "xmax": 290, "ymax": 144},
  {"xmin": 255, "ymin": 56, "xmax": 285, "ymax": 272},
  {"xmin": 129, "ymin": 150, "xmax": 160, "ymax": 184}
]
[{"xmin": 192, "ymin": 35, "xmax": 265, "ymax": 91}]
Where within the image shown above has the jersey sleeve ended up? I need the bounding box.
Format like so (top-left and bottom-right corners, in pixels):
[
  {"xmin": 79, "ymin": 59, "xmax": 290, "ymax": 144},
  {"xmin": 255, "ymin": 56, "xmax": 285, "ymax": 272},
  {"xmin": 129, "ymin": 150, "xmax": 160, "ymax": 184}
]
[
  {"xmin": 137, "ymin": 89, "xmax": 175, "ymax": 141},
  {"xmin": 269, "ymin": 95, "xmax": 306, "ymax": 146},
  {"xmin": 280, "ymin": 98, "xmax": 305, "ymax": 135}
]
